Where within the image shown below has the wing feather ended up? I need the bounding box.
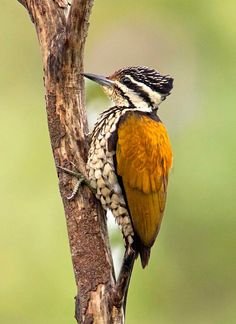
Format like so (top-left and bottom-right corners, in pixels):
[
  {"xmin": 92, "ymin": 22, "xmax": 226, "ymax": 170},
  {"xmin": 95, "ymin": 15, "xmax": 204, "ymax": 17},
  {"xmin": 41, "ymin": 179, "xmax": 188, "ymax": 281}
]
[{"xmin": 116, "ymin": 112, "xmax": 172, "ymax": 247}]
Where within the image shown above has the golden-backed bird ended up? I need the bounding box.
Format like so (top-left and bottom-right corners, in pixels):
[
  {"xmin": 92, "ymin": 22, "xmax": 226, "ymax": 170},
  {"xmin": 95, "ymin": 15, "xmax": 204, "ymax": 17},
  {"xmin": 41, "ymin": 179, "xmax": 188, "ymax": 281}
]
[{"xmin": 84, "ymin": 66, "xmax": 173, "ymax": 268}]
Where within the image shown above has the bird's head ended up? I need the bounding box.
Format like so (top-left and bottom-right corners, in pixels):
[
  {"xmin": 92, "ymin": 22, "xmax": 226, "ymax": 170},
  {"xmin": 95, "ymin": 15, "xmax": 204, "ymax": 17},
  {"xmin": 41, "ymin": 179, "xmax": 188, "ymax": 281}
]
[{"xmin": 83, "ymin": 66, "xmax": 173, "ymax": 112}]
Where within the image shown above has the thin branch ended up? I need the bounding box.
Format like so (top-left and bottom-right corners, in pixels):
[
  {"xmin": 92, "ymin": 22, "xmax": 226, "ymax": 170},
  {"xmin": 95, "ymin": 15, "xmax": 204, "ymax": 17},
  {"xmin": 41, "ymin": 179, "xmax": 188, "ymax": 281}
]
[
  {"xmin": 112, "ymin": 250, "xmax": 136, "ymax": 312},
  {"xmin": 67, "ymin": 0, "xmax": 93, "ymax": 37}
]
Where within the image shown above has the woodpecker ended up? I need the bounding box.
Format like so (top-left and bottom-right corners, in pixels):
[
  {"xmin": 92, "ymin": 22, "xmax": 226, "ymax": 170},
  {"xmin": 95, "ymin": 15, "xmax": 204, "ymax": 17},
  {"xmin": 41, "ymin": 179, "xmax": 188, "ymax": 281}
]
[{"xmin": 84, "ymin": 66, "xmax": 173, "ymax": 268}]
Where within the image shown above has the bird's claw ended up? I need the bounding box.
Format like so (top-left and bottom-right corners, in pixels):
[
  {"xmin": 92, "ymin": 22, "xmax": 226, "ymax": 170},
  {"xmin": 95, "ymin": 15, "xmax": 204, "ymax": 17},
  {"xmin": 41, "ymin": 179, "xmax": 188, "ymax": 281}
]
[{"xmin": 57, "ymin": 164, "xmax": 95, "ymax": 200}]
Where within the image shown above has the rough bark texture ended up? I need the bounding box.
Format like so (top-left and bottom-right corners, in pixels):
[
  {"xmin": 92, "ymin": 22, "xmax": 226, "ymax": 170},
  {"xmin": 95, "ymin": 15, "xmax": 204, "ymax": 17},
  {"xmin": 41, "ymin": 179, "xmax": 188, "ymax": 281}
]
[{"xmin": 17, "ymin": 0, "xmax": 127, "ymax": 323}]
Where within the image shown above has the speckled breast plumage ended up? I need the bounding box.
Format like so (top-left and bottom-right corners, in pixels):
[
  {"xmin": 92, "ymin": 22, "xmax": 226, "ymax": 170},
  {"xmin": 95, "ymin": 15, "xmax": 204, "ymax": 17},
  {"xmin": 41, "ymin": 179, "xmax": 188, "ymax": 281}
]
[{"xmin": 87, "ymin": 106, "xmax": 134, "ymax": 245}]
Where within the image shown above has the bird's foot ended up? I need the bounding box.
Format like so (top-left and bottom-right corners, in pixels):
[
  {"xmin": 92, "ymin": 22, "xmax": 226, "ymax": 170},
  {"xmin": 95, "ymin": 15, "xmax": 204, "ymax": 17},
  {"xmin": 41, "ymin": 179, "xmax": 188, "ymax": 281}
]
[{"xmin": 57, "ymin": 164, "xmax": 95, "ymax": 200}]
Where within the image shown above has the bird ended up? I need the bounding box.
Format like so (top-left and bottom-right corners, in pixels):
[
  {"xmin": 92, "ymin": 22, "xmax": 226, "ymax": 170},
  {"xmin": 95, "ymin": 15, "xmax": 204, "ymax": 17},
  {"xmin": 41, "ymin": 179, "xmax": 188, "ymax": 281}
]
[{"xmin": 84, "ymin": 66, "xmax": 173, "ymax": 268}]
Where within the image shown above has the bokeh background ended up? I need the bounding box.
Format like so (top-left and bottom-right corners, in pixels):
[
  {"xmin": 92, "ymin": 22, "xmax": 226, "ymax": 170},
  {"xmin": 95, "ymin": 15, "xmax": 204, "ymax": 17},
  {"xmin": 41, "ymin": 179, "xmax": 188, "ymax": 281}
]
[{"xmin": 1, "ymin": 1, "xmax": 236, "ymax": 323}]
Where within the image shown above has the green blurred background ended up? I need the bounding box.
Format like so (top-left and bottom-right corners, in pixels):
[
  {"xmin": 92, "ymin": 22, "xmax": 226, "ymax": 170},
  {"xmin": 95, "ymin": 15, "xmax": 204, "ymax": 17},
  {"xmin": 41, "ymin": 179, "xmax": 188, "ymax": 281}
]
[{"xmin": 1, "ymin": 1, "xmax": 236, "ymax": 323}]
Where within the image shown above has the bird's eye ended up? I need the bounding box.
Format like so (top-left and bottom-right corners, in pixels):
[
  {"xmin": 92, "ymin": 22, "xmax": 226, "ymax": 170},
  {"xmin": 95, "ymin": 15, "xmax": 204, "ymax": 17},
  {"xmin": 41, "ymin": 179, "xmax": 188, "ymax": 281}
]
[{"xmin": 121, "ymin": 76, "xmax": 131, "ymax": 85}]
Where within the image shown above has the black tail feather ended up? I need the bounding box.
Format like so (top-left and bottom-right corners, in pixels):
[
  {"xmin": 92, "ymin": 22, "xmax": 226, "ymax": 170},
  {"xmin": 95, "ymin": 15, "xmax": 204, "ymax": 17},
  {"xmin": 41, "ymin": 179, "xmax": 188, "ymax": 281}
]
[{"xmin": 139, "ymin": 246, "xmax": 151, "ymax": 268}]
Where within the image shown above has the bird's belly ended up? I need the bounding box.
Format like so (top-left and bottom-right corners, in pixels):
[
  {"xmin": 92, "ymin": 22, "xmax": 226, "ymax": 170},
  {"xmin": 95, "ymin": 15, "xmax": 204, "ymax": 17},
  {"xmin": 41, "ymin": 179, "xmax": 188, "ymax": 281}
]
[{"xmin": 87, "ymin": 143, "xmax": 134, "ymax": 243}]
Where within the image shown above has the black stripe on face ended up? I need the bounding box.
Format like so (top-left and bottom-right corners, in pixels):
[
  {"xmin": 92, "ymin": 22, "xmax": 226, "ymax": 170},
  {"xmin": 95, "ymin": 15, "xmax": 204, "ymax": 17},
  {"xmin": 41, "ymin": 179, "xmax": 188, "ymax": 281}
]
[
  {"xmin": 125, "ymin": 80, "xmax": 154, "ymax": 107},
  {"xmin": 114, "ymin": 85, "xmax": 133, "ymax": 107}
]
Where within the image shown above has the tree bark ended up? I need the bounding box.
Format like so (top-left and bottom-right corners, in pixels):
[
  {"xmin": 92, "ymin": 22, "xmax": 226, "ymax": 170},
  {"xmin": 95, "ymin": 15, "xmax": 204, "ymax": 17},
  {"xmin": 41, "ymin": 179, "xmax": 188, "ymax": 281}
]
[{"xmin": 17, "ymin": 1, "xmax": 127, "ymax": 323}]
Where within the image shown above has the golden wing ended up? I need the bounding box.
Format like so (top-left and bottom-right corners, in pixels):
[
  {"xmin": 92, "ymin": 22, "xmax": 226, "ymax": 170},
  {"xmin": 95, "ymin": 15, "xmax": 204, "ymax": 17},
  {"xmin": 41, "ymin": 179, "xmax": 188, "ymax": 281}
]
[{"xmin": 116, "ymin": 112, "xmax": 172, "ymax": 264}]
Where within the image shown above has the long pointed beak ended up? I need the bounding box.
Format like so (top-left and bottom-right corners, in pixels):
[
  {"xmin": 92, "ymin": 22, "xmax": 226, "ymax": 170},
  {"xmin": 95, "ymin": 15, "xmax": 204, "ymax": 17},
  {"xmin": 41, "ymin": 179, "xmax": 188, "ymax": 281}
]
[{"xmin": 82, "ymin": 73, "xmax": 114, "ymax": 87}]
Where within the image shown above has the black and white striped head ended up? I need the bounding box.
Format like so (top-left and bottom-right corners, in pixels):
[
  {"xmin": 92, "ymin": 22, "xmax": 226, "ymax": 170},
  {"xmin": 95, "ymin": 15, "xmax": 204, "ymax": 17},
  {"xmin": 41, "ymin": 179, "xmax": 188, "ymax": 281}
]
[{"xmin": 83, "ymin": 66, "xmax": 173, "ymax": 112}]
